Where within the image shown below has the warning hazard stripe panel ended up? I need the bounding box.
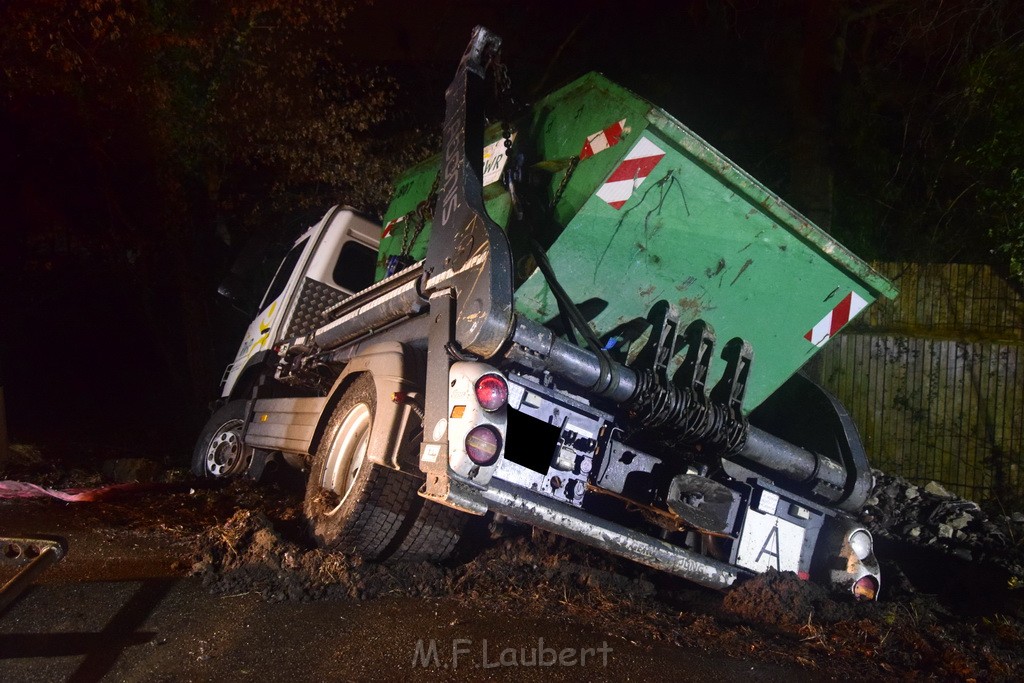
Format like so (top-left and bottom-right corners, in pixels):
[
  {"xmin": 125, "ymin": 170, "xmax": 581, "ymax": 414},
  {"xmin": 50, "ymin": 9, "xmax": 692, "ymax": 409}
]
[
  {"xmin": 381, "ymin": 215, "xmax": 405, "ymax": 239},
  {"xmin": 606, "ymin": 155, "xmax": 664, "ymax": 184},
  {"xmin": 804, "ymin": 291, "xmax": 868, "ymax": 347},
  {"xmin": 579, "ymin": 119, "xmax": 626, "ymax": 160},
  {"xmin": 595, "ymin": 137, "xmax": 666, "ymax": 210}
]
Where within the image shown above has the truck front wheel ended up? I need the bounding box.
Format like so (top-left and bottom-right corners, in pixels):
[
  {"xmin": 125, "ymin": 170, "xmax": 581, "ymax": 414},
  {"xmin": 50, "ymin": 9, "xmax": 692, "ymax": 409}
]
[
  {"xmin": 192, "ymin": 400, "xmax": 252, "ymax": 479},
  {"xmin": 304, "ymin": 374, "xmax": 464, "ymax": 561}
]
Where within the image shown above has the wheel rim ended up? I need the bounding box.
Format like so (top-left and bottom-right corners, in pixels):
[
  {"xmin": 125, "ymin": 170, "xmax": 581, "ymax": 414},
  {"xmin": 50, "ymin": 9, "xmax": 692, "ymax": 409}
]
[
  {"xmin": 204, "ymin": 418, "xmax": 247, "ymax": 477},
  {"xmin": 321, "ymin": 403, "xmax": 372, "ymax": 515}
]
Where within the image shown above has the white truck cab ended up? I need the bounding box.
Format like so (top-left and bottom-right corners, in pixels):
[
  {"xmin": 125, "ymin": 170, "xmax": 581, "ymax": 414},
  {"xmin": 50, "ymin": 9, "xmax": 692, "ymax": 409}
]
[{"xmin": 221, "ymin": 207, "xmax": 381, "ymax": 399}]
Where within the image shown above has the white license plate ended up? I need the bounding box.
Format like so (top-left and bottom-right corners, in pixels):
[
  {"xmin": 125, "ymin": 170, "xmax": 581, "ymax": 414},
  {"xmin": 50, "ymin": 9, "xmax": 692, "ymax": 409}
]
[{"xmin": 735, "ymin": 508, "xmax": 807, "ymax": 574}]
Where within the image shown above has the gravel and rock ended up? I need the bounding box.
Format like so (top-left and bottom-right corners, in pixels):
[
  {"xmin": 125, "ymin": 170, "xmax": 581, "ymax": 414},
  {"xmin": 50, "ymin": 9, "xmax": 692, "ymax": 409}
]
[{"xmin": 860, "ymin": 470, "xmax": 1024, "ymax": 581}]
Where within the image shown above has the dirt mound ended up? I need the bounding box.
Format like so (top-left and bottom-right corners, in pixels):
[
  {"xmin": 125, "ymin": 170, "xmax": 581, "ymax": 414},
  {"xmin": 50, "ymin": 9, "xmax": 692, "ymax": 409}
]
[
  {"xmin": 186, "ymin": 505, "xmax": 1024, "ymax": 680},
  {"xmin": 722, "ymin": 570, "xmax": 854, "ymax": 634},
  {"xmin": 190, "ymin": 509, "xmax": 450, "ymax": 601},
  {"xmin": 15, "ymin": 436, "xmax": 1023, "ymax": 678},
  {"xmin": 182, "ymin": 479, "xmax": 1024, "ymax": 680},
  {"xmin": 190, "ymin": 510, "xmax": 658, "ymax": 607}
]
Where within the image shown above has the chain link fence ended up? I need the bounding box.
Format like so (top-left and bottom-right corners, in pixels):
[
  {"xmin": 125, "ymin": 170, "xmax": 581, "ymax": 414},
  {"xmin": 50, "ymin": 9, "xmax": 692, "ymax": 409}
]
[{"xmin": 818, "ymin": 263, "xmax": 1023, "ymax": 504}]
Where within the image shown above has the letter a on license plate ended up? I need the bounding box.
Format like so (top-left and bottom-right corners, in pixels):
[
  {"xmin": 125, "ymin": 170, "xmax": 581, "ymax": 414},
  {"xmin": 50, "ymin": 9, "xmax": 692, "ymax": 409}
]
[{"xmin": 736, "ymin": 509, "xmax": 806, "ymax": 573}]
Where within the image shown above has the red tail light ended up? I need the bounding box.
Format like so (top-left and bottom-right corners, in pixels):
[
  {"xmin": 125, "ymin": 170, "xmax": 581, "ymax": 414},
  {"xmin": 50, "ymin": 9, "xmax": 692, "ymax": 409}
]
[
  {"xmin": 465, "ymin": 425, "xmax": 502, "ymax": 465},
  {"xmin": 474, "ymin": 374, "xmax": 508, "ymax": 412}
]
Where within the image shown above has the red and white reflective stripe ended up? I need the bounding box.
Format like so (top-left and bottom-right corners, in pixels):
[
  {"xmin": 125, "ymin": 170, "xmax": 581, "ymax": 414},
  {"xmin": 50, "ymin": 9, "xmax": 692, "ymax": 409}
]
[
  {"xmin": 804, "ymin": 292, "xmax": 868, "ymax": 347},
  {"xmin": 381, "ymin": 215, "xmax": 405, "ymax": 239},
  {"xmin": 595, "ymin": 137, "xmax": 666, "ymax": 210},
  {"xmin": 579, "ymin": 119, "xmax": 626, "ymax": 160}
]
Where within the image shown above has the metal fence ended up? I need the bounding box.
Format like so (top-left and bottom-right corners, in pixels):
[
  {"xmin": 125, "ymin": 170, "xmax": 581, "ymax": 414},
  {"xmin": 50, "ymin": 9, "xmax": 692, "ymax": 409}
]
[{"xmin": 817, "ymin": 263, "xmax": 1023, "ymax": 503}]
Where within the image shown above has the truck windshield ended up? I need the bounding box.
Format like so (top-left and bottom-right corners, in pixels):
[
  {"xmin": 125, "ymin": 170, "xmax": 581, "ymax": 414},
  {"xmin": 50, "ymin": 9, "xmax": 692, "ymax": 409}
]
[{"xmin": 261, "ymin": 238, "xmax": 307, "ymax": 310}]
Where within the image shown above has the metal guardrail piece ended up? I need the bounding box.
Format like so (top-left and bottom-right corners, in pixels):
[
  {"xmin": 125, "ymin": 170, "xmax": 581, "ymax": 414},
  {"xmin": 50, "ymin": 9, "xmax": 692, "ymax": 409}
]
[{"xmin": 0, "ymin": 536, "xmax": 67, "ymax": 615}]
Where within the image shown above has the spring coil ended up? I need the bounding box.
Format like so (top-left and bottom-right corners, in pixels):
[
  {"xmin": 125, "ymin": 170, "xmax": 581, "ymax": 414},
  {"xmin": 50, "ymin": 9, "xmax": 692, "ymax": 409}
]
[{"xmin": 625, "ymin": 370, "xmax": 748, "ymax": 457}]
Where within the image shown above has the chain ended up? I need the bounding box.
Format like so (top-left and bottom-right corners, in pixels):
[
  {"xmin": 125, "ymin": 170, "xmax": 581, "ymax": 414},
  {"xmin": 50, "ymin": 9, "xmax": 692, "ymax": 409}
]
[
  {"xmin": 491, "ymin": 46, "xmax": 600, "ymax": 368},
  {"xmin": 491, "ymin": 55, "xmax": 577, "ymax": 216},
  {"xmin": 491, "ymin": 56, "xmax": 529, "ymax": 223},
  {"xmin": 398, "ymin": 213, "xmax": 420, "ymax": 258},
  {"xmin": 398, "ymin": 172, "xmax": 440, "ymax": 258},
  {"xmin": 550, "ymin": 155, "xmax": 580, "ymax": 212}
]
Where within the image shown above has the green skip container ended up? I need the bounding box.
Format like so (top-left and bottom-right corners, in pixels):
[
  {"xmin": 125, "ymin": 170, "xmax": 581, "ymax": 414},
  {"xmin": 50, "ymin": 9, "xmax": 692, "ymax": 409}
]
[{"xmin": 379, "ymin": 72, "xmax": 897, "ymax": 412}]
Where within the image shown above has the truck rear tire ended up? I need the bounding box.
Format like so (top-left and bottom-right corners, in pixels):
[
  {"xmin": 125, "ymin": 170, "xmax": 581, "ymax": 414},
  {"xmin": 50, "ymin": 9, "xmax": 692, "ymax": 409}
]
[
  {"xmin": 304, "ymin": 374, "xmax": 465, "ymax": 562},
  {"xmin": 192, "ymin": 400, "xmax": 252, "ymax": 479},
  {"xmin": 387, "ymin": 488, "xmax": 466, "ymax": 562}
]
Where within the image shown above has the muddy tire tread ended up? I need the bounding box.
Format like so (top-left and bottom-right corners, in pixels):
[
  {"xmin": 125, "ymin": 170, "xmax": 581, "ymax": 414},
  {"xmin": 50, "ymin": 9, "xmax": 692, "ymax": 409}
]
[
  {"xmin": 390, "ymin": 494, "xmax": 465, "ymax": 562},
  {"xmin": 325, "ymin": 463, "xmax": 423, "ymax": 559}
]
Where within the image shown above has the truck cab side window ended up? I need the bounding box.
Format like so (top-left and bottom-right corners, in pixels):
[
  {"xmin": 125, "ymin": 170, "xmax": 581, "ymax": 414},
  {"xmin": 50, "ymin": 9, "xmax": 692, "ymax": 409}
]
[
  {"xmin": 333, "ymin": 240, "xmax": 377, "ymax": 293},
  {"xmin": 261, "ymin": 238, "xmax": 307, "ymax": 310}
]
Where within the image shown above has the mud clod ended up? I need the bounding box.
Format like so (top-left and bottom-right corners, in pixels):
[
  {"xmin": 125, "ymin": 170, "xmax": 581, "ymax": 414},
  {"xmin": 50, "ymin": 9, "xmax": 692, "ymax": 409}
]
[
  {"xmin": 190, "ymin": 511, "xmax": 658, "ymax": 606},
  {"xmin": 191, "ymin": 509, "xmax": 449, "ymax": 602},
  {"xmin": 722, "ymin": 570, "xmax": 852, "ymax": 634}
]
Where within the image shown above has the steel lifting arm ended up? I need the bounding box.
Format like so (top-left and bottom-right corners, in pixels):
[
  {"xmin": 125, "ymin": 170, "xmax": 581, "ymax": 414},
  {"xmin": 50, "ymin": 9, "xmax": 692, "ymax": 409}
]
[
  {"xmin": 419, "ymin": 26, "xmax": 516, "ymax": 502},
  {"xmin": 422, "ymin": 26, "xmax": 516, "ymax": 359}
]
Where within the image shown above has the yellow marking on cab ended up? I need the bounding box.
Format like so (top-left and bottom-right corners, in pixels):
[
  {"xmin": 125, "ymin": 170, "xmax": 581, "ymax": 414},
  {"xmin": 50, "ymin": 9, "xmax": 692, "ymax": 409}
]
[{"xmin": 246, "ymin": 300, "xmax": 280, "ymax": 360}]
